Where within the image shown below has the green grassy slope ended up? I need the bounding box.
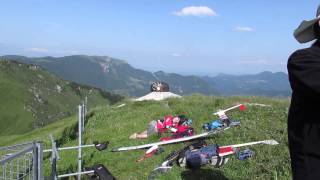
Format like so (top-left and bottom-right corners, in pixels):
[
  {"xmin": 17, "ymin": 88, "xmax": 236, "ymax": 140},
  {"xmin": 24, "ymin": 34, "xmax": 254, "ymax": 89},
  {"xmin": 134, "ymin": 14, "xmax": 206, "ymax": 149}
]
[
  {"xmin": 0, "ymin": 115, "xmax": 77, "ymax": 146},
  {"xmin": 0, "ymin": 60, "xmax": 123, "ymax": 135},
  {"xmin": 0, "ymin": 69, "xmax": 34, "ymax": 134},
  {"xmin": 0, "ymin": 95, "xmax": 291, "ymax": 179}
]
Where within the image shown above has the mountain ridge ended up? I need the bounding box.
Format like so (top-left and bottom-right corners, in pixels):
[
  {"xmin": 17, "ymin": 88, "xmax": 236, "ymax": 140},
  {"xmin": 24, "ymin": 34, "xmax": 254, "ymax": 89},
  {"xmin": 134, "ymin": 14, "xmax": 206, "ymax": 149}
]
[
  {"xmin": 202, "ymin": 71, "xmax": 290, "ymax": 96},
  {"xmin": 1, "ymin": 55, "xmax": 290, "ymax": 97}
]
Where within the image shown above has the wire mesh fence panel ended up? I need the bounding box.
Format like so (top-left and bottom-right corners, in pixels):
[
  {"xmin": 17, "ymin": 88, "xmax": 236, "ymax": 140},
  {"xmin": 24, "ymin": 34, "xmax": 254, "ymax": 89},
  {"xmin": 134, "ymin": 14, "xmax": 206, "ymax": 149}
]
[{"xmin": 0, "ymin": 142, "xmax": 42, "ymax": 180}]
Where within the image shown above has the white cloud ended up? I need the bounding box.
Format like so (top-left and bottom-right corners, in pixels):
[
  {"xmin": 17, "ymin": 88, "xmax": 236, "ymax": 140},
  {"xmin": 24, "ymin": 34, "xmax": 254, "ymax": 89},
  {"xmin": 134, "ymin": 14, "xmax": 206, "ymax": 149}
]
[
  {"xmin": 171, "ymin": 53, "xmax": 182, "ymax": 57},
  {"xmin": 174, "ymin": 6, "xmax": 217, "ymax": 17},
  {"xmin": 234, "ymin": 26, "xmax": 255, "ymax": 32},
  {"xmin": 26, "ymin": 48, "xmax": 49, "ymax": 53},
  {"xmin": 25, "ymin": 48, "xmax": 80, "ymax": 55}
]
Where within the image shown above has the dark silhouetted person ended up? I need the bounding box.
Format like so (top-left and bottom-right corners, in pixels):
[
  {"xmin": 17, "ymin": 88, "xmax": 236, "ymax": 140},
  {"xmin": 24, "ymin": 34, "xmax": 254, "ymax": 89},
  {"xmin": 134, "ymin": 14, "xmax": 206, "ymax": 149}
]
[{"xmin": 288, "ymin": 5, "xmax": 320, "ymax": 180}]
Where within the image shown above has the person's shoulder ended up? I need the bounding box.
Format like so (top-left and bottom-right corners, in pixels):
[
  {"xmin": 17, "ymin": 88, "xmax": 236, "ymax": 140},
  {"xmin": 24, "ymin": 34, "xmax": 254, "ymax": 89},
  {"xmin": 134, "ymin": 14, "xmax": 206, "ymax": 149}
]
[
  {"xmin": 288, "ymin": 47, "xmax": 315, "ymax": 63},
  {"xmin": 289, "ymin": 48, "xmax": 310, "ymax": 59}
]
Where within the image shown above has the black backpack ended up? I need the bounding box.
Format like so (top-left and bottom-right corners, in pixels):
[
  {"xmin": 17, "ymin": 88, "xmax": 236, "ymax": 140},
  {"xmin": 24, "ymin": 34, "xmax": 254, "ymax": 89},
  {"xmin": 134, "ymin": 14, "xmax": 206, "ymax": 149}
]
[{"xmin": 92, "ymin": 164, "xmax": 116, "ymax": 180}]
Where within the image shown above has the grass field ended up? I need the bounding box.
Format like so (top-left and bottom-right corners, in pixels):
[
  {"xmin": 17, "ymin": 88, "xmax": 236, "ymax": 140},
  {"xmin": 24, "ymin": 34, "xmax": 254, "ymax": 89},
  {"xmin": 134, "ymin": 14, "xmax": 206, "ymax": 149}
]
[{"xmin": 0, "ymin": 95, "xmax": 291, "ymax": 179}]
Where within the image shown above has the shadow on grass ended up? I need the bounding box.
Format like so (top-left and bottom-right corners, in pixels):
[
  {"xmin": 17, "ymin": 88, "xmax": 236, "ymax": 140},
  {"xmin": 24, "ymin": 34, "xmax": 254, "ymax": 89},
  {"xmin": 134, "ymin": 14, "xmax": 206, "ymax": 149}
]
[{"xmin": 181, "ymin": 169, "xmax": 228, "ymax": 180}]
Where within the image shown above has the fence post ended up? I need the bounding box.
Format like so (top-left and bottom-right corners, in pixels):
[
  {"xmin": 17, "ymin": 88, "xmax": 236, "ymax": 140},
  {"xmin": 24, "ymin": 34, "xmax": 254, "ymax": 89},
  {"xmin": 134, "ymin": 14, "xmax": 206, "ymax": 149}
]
[
  {"xmin": 82, "ymin": 102, "xmax": 85, "ymax": 133},
  {"xmin": 50, "ymin": 135, "xmax": 58, "ymax": 180},
  {"xmin": 85, "ymin": 96, "xmax": 88, "ymax": 114},
  {"xmin": 34, "ymin": 142, "xmax": 43, "ymax": 180},
  {"xmin": 78, "ymin": 105, "xmax": 82, "ymax": 180}
]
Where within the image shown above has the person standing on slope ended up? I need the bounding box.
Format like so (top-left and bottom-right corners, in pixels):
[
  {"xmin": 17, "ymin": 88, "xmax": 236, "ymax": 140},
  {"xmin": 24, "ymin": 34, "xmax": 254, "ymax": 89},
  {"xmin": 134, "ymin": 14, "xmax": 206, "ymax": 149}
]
[{"xmin": 288, "ymin": 5, "xmax": 320, "ymax": 180}]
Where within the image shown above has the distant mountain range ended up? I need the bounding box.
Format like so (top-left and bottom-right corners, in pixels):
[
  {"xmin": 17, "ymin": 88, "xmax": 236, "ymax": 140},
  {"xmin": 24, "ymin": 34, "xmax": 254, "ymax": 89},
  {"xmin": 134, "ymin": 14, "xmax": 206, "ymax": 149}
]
[
  {"xmin": 1, "ymin": 55, "xmax": 218, "ymax": 96},
  {"xmin": 0, "ymin": 60, "xmax": 123, "ymax": 135},
  {"xmin": 1, "ymin": 55, "xmax": 291, "ymax": 97},
  {"xmin": 202, "ymin": 71, "xmax": 291, "ymax": 97}
]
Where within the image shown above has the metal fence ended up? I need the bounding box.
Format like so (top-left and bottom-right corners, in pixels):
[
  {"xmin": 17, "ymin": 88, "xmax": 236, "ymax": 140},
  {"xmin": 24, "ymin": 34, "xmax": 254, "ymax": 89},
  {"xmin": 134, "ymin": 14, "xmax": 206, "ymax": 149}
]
[
  {"xmin": 0, "ymin": 142, "xmax": 43, "ymax": 180},
  {"xmin": 0, "ymin": 101, "xmax": 88, "ymax": 180},
  {"xmin": 50, "ymin": 103, "xmax": 95, "ymax": 180}
]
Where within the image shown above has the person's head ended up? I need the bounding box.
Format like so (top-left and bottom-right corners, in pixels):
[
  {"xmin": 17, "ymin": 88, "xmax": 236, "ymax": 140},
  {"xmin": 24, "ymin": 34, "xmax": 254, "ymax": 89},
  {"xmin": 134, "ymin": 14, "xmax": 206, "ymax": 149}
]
[
  {"xmin": 294, "ymin": 5, "xmax": 320, "ymax": 43},
  {"xmin": 172, "ymin": 116, "xmax": 180, "ymax": 124}
]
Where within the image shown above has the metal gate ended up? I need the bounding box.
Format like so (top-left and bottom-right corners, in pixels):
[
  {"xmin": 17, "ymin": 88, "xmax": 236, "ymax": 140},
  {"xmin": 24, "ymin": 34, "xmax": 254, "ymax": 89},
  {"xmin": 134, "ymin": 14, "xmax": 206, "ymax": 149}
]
[{"xmin": 0, "ymin": 142, "xmax": 43, "ymax": 180}]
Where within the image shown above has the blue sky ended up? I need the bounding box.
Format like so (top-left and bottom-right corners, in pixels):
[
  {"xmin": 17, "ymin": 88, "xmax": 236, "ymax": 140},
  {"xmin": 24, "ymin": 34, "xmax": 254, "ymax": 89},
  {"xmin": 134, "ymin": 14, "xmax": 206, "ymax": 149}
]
[{"xmin": 0, "ymin": 0, "xmax": 319, "ymax": 75}]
